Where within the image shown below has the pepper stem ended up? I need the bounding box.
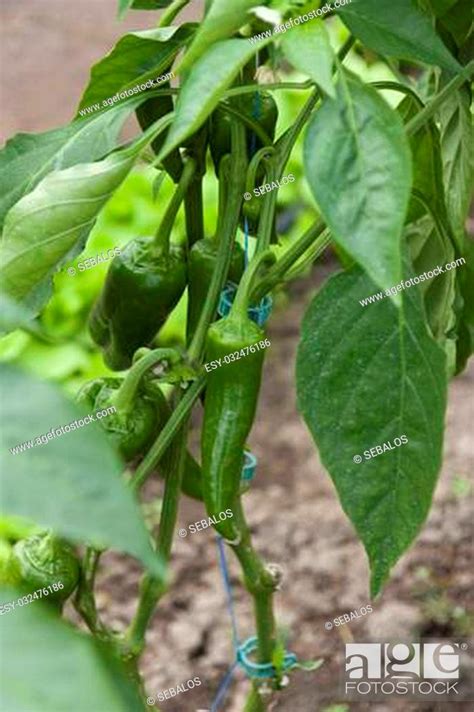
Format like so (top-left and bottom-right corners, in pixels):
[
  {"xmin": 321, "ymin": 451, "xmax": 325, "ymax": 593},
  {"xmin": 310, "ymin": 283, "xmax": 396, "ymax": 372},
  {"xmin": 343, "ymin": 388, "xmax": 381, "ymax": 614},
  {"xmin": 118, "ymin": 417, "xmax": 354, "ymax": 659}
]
[
  {"xmin": 112, "ymin": 348, "xmax": 179, "ymax": 413},
  {"xmin": 153, "ymin": 157, "xmax": 197, "ymax": 253},
  {"xmin": 245, "ymin": 146, "xmax": 275, "ymax": 195},
  {"xmin": 214, "ymin": 155, "xmax": 231, "ymax": 239},
  {"xmin": 229, "ymin": 249, "xmax": 275, "ymax": 320}
]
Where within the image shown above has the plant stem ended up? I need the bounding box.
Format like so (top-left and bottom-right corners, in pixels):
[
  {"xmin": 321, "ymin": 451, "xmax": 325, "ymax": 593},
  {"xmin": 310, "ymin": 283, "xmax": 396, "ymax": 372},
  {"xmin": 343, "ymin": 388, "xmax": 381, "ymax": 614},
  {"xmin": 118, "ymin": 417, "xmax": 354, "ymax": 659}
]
[
  {"xmin": 229, "ymin": 500, "xmax": 279, "ymax": 663},
  {"xmin": 187, "ymin": 118, "xmax": 248, "ymax": 362},
  {"xmin": 113, "ymin": 348, "xmax": 178, "ymax": 413},
  {"xmin": 230, "ymin": 250, "xmax": 275, "ymax": 318},
  {"xmin": 125, "ymin": 423, "xmax": 189, "ymax": 658},
  {"xmin": 371, "ymin": 80, "xmax": 424, "ymax": 106},
  {"xmin": 226, "ymin": 80, "xmax": 313, "ymax": 97},
  {"xmin": 131, "ymin": 375, "xmax": 205, "ymax": 492},
  {"xmin": 406, "ymin": 60, "xmax": 474, "ymax": 136},
  {"xmin": 184, "ymin": 176, "xmax": 204, "ymax": 248},
  {"xmin": 252, "ymin": 219, "xmax": 328, "ymax": 301},
  {"xmin": 154, "ymin": 157, "xmax": 196, "ymax": 250},
  {"xmin": 158, "ymin": 0, "xmax": 190, "ymax": 27},
  {"xmin": 74, "ymin": 548, "xmax": 111, "ymax": 640}
]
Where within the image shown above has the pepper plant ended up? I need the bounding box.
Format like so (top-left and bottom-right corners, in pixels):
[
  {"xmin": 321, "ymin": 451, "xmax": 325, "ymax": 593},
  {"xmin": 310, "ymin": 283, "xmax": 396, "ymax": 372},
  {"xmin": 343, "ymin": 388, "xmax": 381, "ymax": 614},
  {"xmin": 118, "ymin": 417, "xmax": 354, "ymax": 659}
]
[{"xmin": 0, "ymin": 0, "xmax": 473, "ymax": 710}]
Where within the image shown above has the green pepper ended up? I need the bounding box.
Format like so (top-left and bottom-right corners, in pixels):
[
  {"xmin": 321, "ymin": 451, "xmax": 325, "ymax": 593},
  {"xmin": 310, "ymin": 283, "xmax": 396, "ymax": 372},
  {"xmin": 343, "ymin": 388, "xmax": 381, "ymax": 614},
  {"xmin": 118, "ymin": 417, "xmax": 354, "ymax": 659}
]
[
  {"xmin": 136, "ymin": 92, "xmax": 183, "ymax": 182},
  {"xmin": 209, "ymin": 91, "xmax": 278, "ymax": 175},
  {"xmin": 187, "ymin": 237, "xmax": 244, "ymax": 343},
  {"xmin": 77, "ymin": 349, "xmax": 180, "ymax": 461},
  {"xmin": 89, "ymin": 159, "xmax": 196, "ymax": 370},
  {"xmin": 77, "ymin": 377, "xmax": 157, "ymax": 461},
  {"xmin": 201, "ymin": 251, "xmax": 275, "ymax": 540},
  {"xmin": 10, "ymin": 532, "xmax": 80, "ymax": 604}
]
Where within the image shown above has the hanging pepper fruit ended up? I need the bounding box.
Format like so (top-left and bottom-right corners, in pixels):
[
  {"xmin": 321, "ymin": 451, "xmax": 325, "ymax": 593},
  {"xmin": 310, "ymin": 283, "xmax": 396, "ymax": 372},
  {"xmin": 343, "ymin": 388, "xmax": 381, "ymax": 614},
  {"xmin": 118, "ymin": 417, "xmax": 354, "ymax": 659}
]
[
  {"xmin": 136, "ymin": 90, "xmax": 183, "ymax": 182},
  {"xmin": 76, "ymin": 349, "xmax": 179, "ymax": 461},
  {"xmin": 209, "ymin": 91, "xmax": 278, "ymax": 175},
  {"xmin": 201, "ymin": 251, "xmax": 275, "ymax": 540},
  {"xmin": 187, "ymin": 157, "xmax": 245, "ymax": 344},
  {"xmin": 10, "ymin": 532, "xmax": 80, "ymax": 604},
  {"xmin": 88, "ymin": 159, "xmax": 196, "ymax": 370}
]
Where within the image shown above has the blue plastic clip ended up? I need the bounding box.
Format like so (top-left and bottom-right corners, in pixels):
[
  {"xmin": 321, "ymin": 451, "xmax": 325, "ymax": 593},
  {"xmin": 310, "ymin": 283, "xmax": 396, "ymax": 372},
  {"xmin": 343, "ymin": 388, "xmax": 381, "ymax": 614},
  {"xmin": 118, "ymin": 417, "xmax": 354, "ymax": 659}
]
[
  {"xmin": 241, "ymin": 450, "xmax": 257, "ymax": 483},
  {"xmin": 218, "ymin": 282, "xmax": 273, "ymax": 327},
  {"xmin": 236, "ymin": 637, "xmax": 298, "ymax": 679}
]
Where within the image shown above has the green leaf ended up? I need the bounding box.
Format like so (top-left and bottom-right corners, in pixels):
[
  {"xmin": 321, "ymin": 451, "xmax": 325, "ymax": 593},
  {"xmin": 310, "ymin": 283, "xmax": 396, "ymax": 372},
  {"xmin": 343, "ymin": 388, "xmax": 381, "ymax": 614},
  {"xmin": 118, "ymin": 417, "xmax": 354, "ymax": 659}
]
[
  {"xmin": 281, "ymin": 20, "xmax": 335, "ymax": 98},
  {"xmin": 437, "ymin": 85, "xmax": 473, "ymax": 246},
  {"xmin": 0, "ymin": 293, "xmax": 43, "ymax": 338},
  {"xmin": 435, "ymin": 0, "xmax": 473, "ymax": 46},
  {"xmin": 178, "ymin": 0, "xmax": 259, "ymax": 73},
  {"xmin": 406, "ymin": 215, "xmax": 457, "ymax": 369},
  {"xmin": 304, "ymin": 71, "xmax": 412, "ymax": 299},
  {"xmin": 159, "ymin": 37, "xmax": 269, "ymax": 161},
  {"xmin": 0, "ymin": 587, "xmax": 145, "ymax": 711},
  {"xmin": 0, "ymin": 105, "xmax": 136, "ymax": 230},
  {"xmin": 0, "ymin": 144, "xmax": 139, "ymax": 311},
  {"xmin": 454, "ymin": 238, "xmax": 474, "ymax": 374},
  {"xmin": 397, "ymin": 95, "xmax": 447, "ymax": 223},
  {"xmin": 77, "ymin": 26, "xmax": 194, "ymax": 115},
  {"xmin": 296, "ymin": 265, "xmax": 447, "ymax": 596},
  {"xmin": 337, "ymin": 0, "xmax": 461, "ymax": 73},
  {"xmin": 0, "ymin": 365, "xmax": 161, "ymax": 575}
]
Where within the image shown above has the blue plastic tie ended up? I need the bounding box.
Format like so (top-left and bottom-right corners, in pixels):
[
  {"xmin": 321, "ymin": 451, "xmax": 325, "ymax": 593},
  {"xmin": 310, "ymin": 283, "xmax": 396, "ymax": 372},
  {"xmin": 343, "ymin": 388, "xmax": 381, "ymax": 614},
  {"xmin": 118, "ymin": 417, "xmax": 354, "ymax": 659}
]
[
  {"xmin": 217, "ymin": 282, "xmax": 273, "ymax": 326},
  {"xmin": 237, "ymin": 637, "xmax": 298, "ymax": 680}
]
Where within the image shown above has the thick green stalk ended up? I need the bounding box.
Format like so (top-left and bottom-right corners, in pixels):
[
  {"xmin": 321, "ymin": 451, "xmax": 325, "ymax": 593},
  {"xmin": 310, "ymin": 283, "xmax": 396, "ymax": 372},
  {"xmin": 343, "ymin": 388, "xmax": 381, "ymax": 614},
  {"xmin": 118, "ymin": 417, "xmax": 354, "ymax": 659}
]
[
  {"xmin": 230, "ymin": 250, "xmax": 275, "ymax": 318},
  {"xmin": 188, "ymin": 118, "xmax": 248, "ymax": 362},
  {"xmin": 406, "ymin": 60, "xmax": 474, "ymax": 136},
  {"xmin": 252, "ymin": 220, "xmax": 328, "ymax": 301},
  {"xmin": 125, "ymin": 423, "xmax": 189, "ymax": 659},
  {"xmin": 113, "ymin": 348, "xmax": 178, "ymax": 413},
  {"xmin": 154, "ymin": 157, "xmax": 196, "ymax": 251},
  {"xmin": 158, "ymin": 0, "xmax": 190, "ymax": 27},
  {"xmin": 131, "ymin": 375, "xmax": 205, "ymax": 492},
  {"xmin": 184, "ymin": 177, "xmax": 204, "ymax": 248}
]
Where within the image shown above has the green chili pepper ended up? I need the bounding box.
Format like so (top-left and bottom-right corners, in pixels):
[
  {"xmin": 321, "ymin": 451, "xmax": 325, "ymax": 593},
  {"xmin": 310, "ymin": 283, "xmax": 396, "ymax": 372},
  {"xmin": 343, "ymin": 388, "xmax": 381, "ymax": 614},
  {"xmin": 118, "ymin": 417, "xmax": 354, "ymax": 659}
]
[
  {"xmin": 201, "ymin": 251, "xmax": 275, "ymax": 540},
  {"xmin": 10, "ymin": 532, "xmax": 80, "ymax": 604},
  {"xmin": 209, "ymin": 92, "xmax": 278, "ymax": 175},
  {"xmin": 89, "ymin": 159, "xmax": 196, "ymax": 370},
  {"xmin": 76, "ymin": 349, "xmax": 178, "ymax": 461}
]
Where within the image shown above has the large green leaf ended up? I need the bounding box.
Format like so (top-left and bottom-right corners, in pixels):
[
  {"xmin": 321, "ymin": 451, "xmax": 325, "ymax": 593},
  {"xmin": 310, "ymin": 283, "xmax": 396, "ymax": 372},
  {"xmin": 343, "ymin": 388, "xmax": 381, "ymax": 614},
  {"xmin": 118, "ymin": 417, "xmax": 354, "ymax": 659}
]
[
  {"xmin": 0, "ymin": 587, "xmax": 145, "ymax": 711},
  {"xmin": 437, "ymin": 85, "xmax": 473, "ymax": 246},
  {"xmin": 0, "ymin": 105, "xmax": 136, "ymax": 230},
  {"xmin": 337, "ymin": 0, "xmax": 461, "ymax": 73},
  {"xmin": 158, "ymin": 37, "xmax": 269, "ymax": 161},
  {"xmin": 178, "ymin": 0, "xmax": 259, "ymax": 73},
  {"xmin": 296, "ymin": 266, "xmax": 447, "ymax": 596},
  {"xmin": 281, "ymin": 20, "xmax": 335, "ymax": 98},
  {"xmin": 0, "ymin": 145, "xmax": 139, "ymax": 310},
  {"xmin": 304, "ymin": 71, "xmax": 412, "ymax": 300},
  {"xmin": 77, "ymin": 25, "xmax": 194, "ymax": 115},
  {"xmin": 0, "ymin": 366, "xmax": 161, "ymax": 575}
]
